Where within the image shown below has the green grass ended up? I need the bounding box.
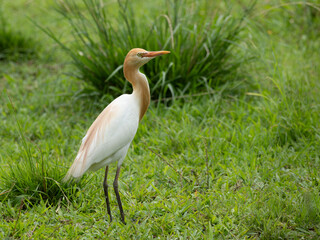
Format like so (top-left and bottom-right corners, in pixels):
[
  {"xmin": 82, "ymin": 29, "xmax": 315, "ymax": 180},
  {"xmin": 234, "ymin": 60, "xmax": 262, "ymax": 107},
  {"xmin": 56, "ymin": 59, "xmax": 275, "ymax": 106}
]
[
  {"xmin": 40, "ymin": 0, "xmax": 253, "ymax": 100},
  {"xmin": 0, "ymin": 8, "xmax": 39, "ymax": 61},
  {"xmin": 1, "ymin": 0, "xmax": 320, "ymax": 239}
]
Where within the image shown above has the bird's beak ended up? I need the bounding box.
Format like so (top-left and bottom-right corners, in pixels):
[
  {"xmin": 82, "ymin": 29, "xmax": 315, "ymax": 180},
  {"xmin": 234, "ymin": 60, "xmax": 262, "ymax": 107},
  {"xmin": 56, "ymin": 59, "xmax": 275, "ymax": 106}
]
[{"xmin": 141, "ymin": 50, "xmax": 170, "ymax": 58}]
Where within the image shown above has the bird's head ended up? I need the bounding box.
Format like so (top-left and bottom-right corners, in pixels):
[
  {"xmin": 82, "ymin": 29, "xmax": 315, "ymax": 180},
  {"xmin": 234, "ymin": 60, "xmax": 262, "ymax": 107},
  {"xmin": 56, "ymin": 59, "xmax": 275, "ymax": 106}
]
[{"xmin": 124, "ymin": 48, "xmax": 170, "ymax": 68}]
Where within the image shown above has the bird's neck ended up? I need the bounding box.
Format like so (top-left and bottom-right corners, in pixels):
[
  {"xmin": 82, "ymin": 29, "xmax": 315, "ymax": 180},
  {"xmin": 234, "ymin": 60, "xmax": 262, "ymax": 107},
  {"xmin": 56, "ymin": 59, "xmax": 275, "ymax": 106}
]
[{"xmin": 124, "ymin": 66, "xmax": 150, "ymax": 121}]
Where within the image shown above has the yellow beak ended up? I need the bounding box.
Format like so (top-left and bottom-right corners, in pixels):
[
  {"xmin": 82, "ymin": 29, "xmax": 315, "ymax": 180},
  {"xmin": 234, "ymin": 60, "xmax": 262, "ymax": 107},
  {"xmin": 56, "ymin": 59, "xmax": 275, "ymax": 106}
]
[{"xmin": 141, "ymin": 50, "xmax": 170, "ymax": 58}]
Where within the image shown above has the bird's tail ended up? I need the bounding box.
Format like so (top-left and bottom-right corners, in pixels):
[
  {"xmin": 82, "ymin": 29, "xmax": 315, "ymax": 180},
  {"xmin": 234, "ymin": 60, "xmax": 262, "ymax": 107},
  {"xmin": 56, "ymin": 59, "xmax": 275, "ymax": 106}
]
[
  {"xmin": 62, "ymin": 168, "xmax": 74, "ymax": 182},
  {"xmin": 62, "ymin": 153, "xmax": 86, "ymax": 182}
]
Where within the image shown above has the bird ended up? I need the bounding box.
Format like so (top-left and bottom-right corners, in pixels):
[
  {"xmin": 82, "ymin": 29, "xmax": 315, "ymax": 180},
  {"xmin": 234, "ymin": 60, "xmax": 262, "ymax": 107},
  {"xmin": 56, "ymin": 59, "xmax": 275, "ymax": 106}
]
[{"xmin": 63, "ymin": 48, "xmax": 170, "ymax": 224}]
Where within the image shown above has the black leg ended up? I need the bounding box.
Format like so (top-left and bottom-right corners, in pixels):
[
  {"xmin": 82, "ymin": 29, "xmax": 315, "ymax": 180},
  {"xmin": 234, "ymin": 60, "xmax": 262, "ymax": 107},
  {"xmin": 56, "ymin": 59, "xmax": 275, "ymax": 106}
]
[
  {"xmin": 113, "ymin": 166, "xmax": 126, "ymax": 224},
  {"xmin": 103, "ymin": 166, "xmax": 112, "ymax": 222}
]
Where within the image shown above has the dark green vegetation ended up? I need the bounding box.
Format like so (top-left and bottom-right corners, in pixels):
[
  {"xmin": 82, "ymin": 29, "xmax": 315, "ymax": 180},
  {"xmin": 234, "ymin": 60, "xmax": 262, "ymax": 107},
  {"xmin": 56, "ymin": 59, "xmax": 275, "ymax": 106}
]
[
  {"xmin": 42, "ymin": 0, "xmax": 252, "ymax": 100},
  {"xmin": 1, "ymin": 0, "xmax": 320, "ymax": 239},
  {"xmin": 0, "ymin": 9, "xmax": 39, "ymax": 61}
]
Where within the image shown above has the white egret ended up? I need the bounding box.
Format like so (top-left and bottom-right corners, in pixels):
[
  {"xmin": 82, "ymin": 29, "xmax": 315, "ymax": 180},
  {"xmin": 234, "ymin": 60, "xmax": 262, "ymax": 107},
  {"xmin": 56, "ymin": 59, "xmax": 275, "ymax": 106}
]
[{"xmin": 63, "ymin": 48, "xmax": 170, "ymax": 224}]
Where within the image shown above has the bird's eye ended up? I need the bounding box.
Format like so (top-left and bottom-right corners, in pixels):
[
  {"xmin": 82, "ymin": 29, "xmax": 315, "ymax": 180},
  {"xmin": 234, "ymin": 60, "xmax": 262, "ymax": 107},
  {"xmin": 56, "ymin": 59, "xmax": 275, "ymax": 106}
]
[{"xmin": 137, "ymin": 52, "xmax": 148, "ymax": 58}]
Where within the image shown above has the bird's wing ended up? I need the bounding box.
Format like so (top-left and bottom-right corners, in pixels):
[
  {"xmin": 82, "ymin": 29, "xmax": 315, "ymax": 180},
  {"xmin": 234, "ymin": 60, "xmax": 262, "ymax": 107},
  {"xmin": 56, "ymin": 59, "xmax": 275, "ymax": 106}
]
[{"xmin": 63, "ymin": 95, "xmax": 139, "ymax": 181}]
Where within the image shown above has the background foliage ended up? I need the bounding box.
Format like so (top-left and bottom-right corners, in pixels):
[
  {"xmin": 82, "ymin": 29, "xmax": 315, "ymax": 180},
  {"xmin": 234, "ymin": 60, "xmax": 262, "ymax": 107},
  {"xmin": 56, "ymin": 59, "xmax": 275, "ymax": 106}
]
[
  {"xmin": 0, "ymin": 8, "xmax": 39, "ymax": 61},
  {"xmin": 0, "ymin": 0, "xmax": 319, "ymax": 239},
  {"xmin": 42, "ymin": 0, "xmax": 253, "ymax": 100}
]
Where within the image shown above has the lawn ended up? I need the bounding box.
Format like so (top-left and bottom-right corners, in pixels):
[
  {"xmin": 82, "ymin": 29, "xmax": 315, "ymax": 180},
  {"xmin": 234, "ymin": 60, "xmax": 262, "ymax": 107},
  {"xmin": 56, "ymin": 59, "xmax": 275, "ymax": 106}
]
[{"xmin": 0, "ymin": 0, "xmax": 320, "ymax": 239}]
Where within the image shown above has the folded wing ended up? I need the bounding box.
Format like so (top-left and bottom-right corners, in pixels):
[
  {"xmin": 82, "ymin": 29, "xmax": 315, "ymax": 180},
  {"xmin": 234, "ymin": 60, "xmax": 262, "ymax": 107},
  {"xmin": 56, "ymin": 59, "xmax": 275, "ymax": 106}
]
[{"xmin": 63, "ymin": 95, "xmax": 139, "ymax": 181}]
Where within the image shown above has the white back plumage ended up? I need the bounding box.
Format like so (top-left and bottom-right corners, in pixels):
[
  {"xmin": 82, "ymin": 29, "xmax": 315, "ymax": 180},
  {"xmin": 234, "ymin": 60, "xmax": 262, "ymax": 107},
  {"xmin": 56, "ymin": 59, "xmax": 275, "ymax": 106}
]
[{"xmin": 63, "ymin": 94, "xmax": 140, "ymax": 181}]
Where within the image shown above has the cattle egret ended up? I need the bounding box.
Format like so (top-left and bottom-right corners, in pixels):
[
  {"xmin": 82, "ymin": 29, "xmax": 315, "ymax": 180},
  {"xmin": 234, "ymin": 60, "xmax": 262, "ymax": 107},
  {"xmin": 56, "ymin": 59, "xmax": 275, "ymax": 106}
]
[{"xmin": 63, "ymin": 48, "xmax": 170, "ymax": 224}]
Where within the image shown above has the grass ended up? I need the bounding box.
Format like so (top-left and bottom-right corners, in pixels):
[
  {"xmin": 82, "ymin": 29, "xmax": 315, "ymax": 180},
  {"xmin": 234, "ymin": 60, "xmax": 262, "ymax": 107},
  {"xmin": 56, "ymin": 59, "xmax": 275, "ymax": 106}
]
[
  {"xmin": 0, "ymin": 0, "xmax": 320, "ymax": 239},
  {"xmin": 1, "ymin": 87, "xmax": 83, "ymax": 207},
  {"xmin": 40, "ymin": 0, "xmax": 253, "ymax": 100},
  {"xmin": 0, "ymin": 8, "xmax": 39, "ymax": 61}
]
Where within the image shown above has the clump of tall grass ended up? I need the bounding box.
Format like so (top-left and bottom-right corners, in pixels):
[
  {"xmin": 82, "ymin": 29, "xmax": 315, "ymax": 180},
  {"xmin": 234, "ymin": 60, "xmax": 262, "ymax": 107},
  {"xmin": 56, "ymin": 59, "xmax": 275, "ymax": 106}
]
[
  {"xmin": 0, "ymin": 12, "xmax": 39, "ymax": 61},
  {"xmin": 42, "ymin": 0, "xmax": 253, "ymax": 100},
  {"xmin": 0, "ymin": 93, "xmax": 80, "ymax": 206}
]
